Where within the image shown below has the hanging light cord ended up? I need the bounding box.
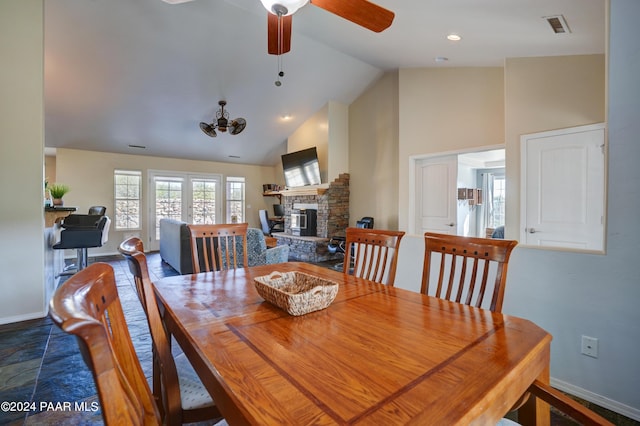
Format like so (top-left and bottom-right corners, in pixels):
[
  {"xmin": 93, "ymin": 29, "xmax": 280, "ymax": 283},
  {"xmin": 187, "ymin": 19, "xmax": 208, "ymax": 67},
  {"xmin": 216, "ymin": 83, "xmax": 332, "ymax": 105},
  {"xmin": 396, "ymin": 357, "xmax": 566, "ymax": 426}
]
[{"xmin": 275, "ymin": 11, "xmax": 285, "ymax": 86}]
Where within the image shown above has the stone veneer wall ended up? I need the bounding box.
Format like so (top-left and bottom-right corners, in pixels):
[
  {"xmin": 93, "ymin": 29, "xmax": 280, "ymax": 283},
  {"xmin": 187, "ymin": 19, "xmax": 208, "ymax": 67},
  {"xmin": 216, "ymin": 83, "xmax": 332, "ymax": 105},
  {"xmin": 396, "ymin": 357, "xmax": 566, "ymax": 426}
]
[
  {"xmin": 282, "ymin": 173, "xmax": 350, "ymax": 238},
  {"xmin": 272, "ymin": 234, "xmax": 336, "ymax": 263}
]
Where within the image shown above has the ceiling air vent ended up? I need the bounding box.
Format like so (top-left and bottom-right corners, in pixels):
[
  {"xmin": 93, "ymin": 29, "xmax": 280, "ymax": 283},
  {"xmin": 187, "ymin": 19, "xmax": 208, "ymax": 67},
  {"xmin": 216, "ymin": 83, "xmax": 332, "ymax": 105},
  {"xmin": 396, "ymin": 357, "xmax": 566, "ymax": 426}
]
[{"xmin": 544, "ymin": 15, "xmax": 571, "ymax": 34}]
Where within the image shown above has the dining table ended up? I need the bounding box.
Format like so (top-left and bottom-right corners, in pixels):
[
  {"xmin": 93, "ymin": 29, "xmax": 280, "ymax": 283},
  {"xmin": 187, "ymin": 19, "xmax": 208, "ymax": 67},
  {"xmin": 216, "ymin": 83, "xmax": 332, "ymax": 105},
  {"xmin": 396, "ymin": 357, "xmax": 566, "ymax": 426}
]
[{"xmin": 153, "ymin": 262, "xmax": 552, "ymax": 425}]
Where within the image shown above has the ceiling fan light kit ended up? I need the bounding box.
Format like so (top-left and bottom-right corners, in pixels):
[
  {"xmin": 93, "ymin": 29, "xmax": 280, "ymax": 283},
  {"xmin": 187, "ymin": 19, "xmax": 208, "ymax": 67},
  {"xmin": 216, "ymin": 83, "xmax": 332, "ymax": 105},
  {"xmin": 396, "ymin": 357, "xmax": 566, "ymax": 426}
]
[
  {"xmin": 260, "ymin": 0, "xmax": 309, "ymax": 16},
  {"xmin": 199, "ymin": 100, "xmax": 246, "ymax": 138}
]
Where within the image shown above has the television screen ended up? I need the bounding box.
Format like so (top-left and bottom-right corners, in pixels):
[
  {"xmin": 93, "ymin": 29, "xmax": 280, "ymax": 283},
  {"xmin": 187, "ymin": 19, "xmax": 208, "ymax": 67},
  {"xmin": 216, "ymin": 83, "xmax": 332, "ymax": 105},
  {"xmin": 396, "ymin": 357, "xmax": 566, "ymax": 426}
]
[{"xmin": 281, "ymin": 147, "xmax": 321, "ymax": 188}]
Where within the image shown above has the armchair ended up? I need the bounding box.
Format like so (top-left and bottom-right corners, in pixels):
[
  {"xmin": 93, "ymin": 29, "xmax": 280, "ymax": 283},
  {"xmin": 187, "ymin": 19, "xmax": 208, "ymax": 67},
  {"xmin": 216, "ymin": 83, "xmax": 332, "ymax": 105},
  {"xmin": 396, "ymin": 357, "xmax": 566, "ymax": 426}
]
[
  {"xmin": 246, "ymin": 228, "xmax": 289, "ymax": 266},
  {"xmin": 219, "ymin": 228, "xmax": 289, "ymax": 268}
]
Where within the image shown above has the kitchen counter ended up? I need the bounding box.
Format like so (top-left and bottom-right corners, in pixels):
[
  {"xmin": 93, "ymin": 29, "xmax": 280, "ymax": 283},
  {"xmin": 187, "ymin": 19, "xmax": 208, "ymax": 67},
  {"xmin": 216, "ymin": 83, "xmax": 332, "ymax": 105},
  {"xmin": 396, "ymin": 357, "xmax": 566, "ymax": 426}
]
[{"xmin": 44, "ymin": 206, "xmax": 77, "ymax": 227}]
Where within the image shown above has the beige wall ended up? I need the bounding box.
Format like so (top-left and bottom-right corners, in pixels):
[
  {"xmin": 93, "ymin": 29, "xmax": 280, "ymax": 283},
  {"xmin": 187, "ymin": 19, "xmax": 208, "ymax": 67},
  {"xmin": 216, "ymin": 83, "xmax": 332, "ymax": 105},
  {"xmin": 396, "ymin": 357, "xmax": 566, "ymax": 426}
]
[
  {"xmin": 362, "ymin": 60, "xmax": 604, "ymax": 235},
  {"xmin": 504, "ymin": 54, "xmax": 606, "ymax": 238},
  {"xmin": 397, "ymin": 67, "xmax": 505, "ymax": 231},
  {"xmin": 55, "ymin": 148, "xmax": 278, "ymax": 255},
  {"xmin": 349, "ymin": 71, "xmax": 400, "ymax": 229},
  {"xmin": 286, "ymin": 101, "xmax": 349, "ymax": 185},
  {"xmin": 287, "ymin": 104, "xmax": 329, "ymax": 183},
  {"xmin": 0, "ymin": 0, "xmax": 46, "ymax": 324},
  {"xmin": 327, "ymin": 101, "xmax": 349, "ymax": 182},
  {"xmin": 45, "ymin": 155, "xmax": 56, "ymax": 184}
]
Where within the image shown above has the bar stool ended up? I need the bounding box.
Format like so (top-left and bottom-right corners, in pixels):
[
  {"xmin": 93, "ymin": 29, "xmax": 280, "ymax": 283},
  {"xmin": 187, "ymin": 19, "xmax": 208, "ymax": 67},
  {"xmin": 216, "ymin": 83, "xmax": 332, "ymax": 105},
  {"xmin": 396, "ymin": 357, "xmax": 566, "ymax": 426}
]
[
  {"xmin": 53, "ymin": 214, "xmax": 110, "ymax": 275},
  {"xmin": 88, "ymin": 205, "xmax": 106, "ymax": 216}
]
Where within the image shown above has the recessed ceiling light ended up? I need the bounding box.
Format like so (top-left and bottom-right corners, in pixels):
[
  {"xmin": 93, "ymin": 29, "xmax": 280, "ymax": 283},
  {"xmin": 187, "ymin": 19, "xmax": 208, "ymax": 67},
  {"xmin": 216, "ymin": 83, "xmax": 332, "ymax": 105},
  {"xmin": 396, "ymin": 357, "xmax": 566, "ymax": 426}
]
[
  {"xmin": 434, "ymin": 56, "xmax": 449, "ymax": 63},
  {"xmin": 281, "ymin": 114, "xmax": 292, "ymax": 120},
  {"xmin": 447, "ymin": 34, "xmax": 462, "ymax": 41}
]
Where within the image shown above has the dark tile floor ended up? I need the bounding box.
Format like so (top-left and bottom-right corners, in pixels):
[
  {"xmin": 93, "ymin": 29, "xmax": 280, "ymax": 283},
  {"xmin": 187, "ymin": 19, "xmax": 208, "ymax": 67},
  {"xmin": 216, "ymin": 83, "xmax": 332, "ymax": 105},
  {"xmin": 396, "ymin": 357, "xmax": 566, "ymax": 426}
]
[
  {"xmin": 0, "ymin": 253, "xmax": 178, "ymax": 425},
  {"xmin": 0, "ymin": 253, "xmax": 636, "ymax": 425}
]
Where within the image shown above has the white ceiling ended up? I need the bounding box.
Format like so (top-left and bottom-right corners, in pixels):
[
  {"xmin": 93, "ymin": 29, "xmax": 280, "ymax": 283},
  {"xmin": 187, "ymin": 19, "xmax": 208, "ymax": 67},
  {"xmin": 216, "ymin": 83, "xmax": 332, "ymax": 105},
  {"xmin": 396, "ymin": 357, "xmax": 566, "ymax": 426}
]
[{"xmin": 44, "ymin": 0, "xmax": 605, "ymax": 166}]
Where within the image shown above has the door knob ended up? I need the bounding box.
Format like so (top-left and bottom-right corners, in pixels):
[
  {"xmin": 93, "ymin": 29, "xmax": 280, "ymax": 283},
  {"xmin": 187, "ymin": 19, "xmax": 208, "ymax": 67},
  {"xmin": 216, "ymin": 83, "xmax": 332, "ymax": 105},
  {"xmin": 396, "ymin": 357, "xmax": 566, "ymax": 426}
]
[
  {"xmin": 528, "ymin": 228, "xmax": 536, "ymax": 234},
  {"xmin": 447, "ymin": 223, "xmax": 455, "ymax": 227}
]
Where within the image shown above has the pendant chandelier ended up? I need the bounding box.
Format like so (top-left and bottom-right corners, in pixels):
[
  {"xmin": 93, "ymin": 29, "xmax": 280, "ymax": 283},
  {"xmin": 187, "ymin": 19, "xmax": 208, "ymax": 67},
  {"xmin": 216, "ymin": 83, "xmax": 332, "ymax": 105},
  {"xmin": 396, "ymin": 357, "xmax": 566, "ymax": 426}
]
[{"xmin": 199, "ymin": 100, "xmax": 246, "ymax": 137}]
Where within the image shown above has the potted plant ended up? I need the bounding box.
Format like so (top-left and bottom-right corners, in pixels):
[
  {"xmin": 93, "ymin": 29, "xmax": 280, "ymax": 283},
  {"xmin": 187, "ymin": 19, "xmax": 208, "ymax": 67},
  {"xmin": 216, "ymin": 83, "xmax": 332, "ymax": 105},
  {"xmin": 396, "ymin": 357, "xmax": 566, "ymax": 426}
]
[{"xmin": 48, "ymin": 183, "xmax": 70, "ymax": 206}]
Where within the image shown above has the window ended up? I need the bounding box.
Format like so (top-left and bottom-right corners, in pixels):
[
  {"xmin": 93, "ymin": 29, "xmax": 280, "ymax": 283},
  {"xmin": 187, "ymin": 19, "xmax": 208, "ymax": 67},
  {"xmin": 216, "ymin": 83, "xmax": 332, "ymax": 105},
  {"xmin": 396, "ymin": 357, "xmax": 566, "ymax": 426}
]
[
  {"xmin": 477, "ymin": 168, "xmax": 505, "ymax": 237},
  {"xmin": 114, "ymin": 170, "xmax": 141, "ymax": 230},
  {"xmin": 191, "ymin": 178, "xmax": 217, "ymax": 225},
  {"xmin": 490, "ymin": 175, "xmax": 506, "ymax": 228},
  {"xmin": 154, "ymin": 176, "xmax": 184, "ymax": 239},
  {"xmin": 226, "ymin": 177, "xmax": 245, "ymax": 223}
]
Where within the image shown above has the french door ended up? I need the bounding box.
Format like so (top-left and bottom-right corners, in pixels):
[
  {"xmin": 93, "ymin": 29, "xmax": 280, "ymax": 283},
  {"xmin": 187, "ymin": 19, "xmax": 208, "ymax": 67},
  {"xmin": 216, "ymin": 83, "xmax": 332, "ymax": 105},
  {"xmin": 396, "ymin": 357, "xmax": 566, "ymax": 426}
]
[{"xmin": 148, "ymin": 171, "xmax": 222, "ymax": 250}]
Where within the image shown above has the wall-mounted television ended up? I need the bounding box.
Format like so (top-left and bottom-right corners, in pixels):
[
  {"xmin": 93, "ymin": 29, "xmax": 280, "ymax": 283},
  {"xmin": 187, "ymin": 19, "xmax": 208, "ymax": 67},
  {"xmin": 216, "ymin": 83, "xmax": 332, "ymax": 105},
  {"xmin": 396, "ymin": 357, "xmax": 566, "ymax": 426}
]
[{"xmin": 281, "ymin": 147, "xmax": 321, "ymax": 188}]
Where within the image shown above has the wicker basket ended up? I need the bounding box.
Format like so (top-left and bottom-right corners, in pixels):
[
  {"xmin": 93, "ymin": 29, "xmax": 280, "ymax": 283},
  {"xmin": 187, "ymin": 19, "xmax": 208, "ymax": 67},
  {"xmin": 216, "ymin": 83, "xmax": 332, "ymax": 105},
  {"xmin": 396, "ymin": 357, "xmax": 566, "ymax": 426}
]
[{"xmin": 254, "ymin": 271, "xmax": 339, "ymax": 316}]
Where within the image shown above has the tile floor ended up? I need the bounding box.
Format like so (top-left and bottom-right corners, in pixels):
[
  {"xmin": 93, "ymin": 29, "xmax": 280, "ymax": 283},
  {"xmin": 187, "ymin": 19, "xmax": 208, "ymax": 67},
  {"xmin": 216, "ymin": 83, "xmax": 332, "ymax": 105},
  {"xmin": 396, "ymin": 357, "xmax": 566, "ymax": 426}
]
[
  {"xmin": 0, "ymin": 253, "xmax": 637, "ymax": 425},
  {"xmin": 0, "ymin": 253, "xmax": 178, "ymax": 425}
]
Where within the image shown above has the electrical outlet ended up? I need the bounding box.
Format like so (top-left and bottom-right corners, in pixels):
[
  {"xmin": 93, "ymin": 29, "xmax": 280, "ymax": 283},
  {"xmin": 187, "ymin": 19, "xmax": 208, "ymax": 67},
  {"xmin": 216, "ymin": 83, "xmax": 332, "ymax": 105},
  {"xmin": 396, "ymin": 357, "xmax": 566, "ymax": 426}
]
[{"xmin": 581, "ymin": 335, "xmax": 599, "ymax": 358}]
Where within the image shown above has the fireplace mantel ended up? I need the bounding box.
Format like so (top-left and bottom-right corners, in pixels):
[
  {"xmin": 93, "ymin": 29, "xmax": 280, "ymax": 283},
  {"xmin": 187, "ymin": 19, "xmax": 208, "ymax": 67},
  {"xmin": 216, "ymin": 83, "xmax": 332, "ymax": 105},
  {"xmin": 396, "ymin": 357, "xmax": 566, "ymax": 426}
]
[{"xmin": 278, "ymin": 186, "xmax": 328, "ymax": 197}]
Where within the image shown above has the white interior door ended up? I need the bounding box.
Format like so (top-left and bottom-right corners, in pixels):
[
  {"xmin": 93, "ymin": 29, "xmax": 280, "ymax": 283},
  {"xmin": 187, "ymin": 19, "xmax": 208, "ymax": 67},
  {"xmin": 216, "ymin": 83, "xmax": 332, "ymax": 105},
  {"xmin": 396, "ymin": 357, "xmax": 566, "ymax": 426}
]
[
  {"xmin": 521, "ymin": 123, "xmax": 605, "ymax": 251},
  {"xmin": 415, "ymin": 155, "xmax": 457, "ymax": 234},
  {"xmin": 148, "ymin": 171, "xmax": 222, "ymax": 250}
]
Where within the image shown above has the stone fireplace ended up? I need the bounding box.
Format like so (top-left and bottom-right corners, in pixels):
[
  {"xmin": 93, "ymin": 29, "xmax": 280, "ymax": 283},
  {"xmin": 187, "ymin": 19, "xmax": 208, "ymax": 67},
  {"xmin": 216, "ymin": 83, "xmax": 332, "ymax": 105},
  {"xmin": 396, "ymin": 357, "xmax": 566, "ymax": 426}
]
[{"xmin": 273, "ymin": 173, "xmax": 349, "ymax": 262}]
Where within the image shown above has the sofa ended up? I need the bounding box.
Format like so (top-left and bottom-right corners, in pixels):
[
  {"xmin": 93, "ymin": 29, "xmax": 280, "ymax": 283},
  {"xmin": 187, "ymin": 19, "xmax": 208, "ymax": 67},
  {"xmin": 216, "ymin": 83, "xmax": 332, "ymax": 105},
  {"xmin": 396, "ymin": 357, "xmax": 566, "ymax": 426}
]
[
  {"xmin": 159, "ymin": 219, "xmax": 193, "ymax": 274},
  {"xmin": 159, "ymin": 219, "xmax": 289, "ymax": 274}
]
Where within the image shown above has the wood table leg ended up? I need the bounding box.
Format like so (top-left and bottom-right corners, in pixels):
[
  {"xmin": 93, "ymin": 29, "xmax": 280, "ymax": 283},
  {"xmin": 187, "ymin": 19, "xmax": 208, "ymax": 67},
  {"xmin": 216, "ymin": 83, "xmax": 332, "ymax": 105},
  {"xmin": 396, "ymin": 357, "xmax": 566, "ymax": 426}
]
[{"xmin": 518, "ymin": 365, "xmax": 551, "ymax": 426}]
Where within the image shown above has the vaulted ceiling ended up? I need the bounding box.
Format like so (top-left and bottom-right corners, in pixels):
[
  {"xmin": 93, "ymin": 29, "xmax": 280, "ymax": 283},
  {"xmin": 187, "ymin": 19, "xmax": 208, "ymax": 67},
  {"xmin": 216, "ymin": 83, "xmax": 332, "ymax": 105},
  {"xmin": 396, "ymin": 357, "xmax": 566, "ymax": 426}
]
[{"xmin": 44, "ymin": 0, "xmax": 605, "ymax": 166}]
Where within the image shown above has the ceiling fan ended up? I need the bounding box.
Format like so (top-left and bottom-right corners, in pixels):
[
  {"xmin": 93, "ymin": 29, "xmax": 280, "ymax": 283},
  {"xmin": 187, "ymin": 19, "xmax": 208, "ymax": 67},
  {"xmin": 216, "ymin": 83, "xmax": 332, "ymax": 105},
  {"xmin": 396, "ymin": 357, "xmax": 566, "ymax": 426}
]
[
  {"xmin": 162, "ymin": 0, "xmax": 394, "ymax": 55},
  {"xmin": 199, "ymin": 100, "xmax": 246, "ymax": 137},
  {"xmin": 262, "ymin": 0, "xmax": 394, "ymax": 55}
]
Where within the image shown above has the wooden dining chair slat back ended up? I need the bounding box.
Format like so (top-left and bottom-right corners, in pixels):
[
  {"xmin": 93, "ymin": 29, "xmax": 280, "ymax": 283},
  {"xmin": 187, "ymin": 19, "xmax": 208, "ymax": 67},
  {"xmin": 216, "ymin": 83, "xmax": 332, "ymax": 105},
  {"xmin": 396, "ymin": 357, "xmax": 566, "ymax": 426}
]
[
  {"xmin": 118, "ymin": 237, "xmax": 221, "ymax": 426},
  {"xmin": 344, "ymin": 227, "xmax": 406, "ymax": 286},
  {"xmin": 49, "ymin": 263, "xmax": 161, "ymax": 426},
  {"xmin": 187, "ymin": 223, "xmax": 249, "ymax": 273},
  {"xmin": 421, "ymin": 232, "xmax": 517, "ymax": 313}
]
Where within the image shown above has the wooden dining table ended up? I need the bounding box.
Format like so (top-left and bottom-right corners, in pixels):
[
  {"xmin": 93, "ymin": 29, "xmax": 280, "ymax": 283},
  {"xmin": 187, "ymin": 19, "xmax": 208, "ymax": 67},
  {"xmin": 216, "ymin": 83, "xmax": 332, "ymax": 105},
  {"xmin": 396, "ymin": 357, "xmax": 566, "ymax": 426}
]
[{"xmin": 153, "ymin": 262, "xmax": 552, "ymax": 426}]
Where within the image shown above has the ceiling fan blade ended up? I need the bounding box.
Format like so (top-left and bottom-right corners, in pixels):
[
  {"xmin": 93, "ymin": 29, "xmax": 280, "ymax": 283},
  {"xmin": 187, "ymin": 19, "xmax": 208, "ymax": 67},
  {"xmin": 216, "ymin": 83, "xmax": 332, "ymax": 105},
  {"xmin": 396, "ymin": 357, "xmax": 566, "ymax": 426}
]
[
  {"xmin": 229, "ymin": 118, "xmax": 247, "ymax": 135},
  {"xmin": 268, "ymin": 13, "xmax": 292, "ymax": 55},
  {"xmin": 199, "ymin": 122, "xmax": 217, "ymax": 137},
  {"xmin": 310, "ymin": 0, "xmax": 394, "ymax": 33}
]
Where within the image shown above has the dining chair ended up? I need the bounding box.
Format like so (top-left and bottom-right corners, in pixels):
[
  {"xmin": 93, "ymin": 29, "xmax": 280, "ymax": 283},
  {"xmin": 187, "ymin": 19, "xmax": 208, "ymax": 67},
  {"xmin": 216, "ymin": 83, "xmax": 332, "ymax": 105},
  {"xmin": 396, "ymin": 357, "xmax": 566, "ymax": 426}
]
[
  {"xmin": 49, "ymin": 263, "xmax": 161, "ymax": 425},
  {"xmin": 343, "ymin": 227, "xmax": 405, "ymax": 286},
  {"xmin": 499, "ymin": 379, "xmax": 614, "ymax": 426},
  {"xmin": 118, "ymin": 237, "xmax": 223, "ymax": 425},
  {"xmin": 187, "ymin": 223, "xmax": 249, "ymax": 273},
  {"xmin": 420, "ymin": 232, "xmax": 518, "ymax": 313}
]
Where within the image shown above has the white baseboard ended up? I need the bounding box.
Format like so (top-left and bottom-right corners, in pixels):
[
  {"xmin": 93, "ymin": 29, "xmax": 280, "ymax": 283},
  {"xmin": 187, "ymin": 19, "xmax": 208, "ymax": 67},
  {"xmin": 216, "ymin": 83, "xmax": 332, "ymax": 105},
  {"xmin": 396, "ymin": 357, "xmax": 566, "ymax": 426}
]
[
  {"xmin": 551, "ymin": 377, "xmax": 640, "ymax": 421},
  {"xmin": 0, "ymin": 310, "xmax": 47, "ymax": 326}
]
